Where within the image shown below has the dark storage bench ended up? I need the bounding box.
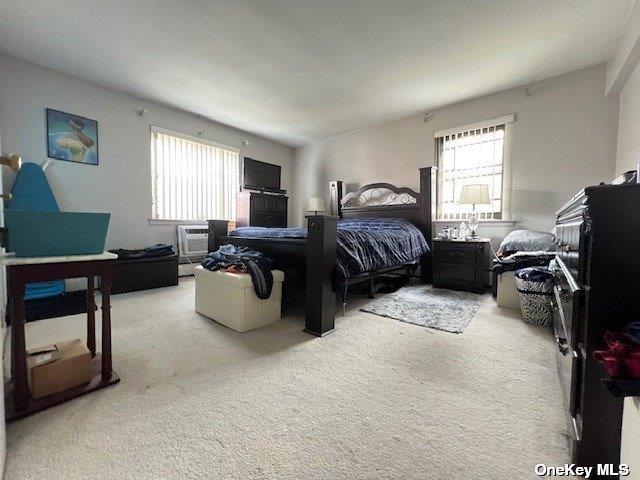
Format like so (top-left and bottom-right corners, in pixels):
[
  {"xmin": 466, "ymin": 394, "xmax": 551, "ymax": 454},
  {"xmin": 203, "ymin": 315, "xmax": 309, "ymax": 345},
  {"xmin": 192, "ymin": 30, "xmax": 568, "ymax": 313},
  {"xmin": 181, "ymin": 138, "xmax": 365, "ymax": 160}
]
[{"xmin": 111, "ymin": 254, "xmax": 179, "ymax": 294}]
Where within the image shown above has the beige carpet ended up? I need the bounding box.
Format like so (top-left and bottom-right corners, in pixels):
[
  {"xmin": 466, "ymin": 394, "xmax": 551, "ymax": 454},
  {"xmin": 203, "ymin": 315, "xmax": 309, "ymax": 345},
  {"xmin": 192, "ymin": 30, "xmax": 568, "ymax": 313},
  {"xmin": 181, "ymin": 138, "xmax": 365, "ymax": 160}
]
[{"xmin": 5, "ymin": 278, "xmax": 571, "ymax": 479}]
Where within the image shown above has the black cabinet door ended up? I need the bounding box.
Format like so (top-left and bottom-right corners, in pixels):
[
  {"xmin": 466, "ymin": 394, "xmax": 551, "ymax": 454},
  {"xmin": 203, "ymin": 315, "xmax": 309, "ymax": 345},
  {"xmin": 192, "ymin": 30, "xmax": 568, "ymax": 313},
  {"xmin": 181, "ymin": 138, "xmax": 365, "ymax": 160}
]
[
  {"xmin": 274, "ymin": 198, "xmax": 287, "ymax": 214},
  {"xmin": 242, "ymin": 193, "xmax": 288, "ymax": 227},
  {"xmin": 250, "ymin": 212, "xmax": 286, "ymax": 228},
  {"xmin": 251, "ymin": 195, "xmax": 268, "ymax": 212},
  {"xmin": 272, "ymin": 214, "xmax": 287, "ymax": 227},
  {"xmin": 265, "ymin": 197, "xmax": 275, "ymax": 212}
]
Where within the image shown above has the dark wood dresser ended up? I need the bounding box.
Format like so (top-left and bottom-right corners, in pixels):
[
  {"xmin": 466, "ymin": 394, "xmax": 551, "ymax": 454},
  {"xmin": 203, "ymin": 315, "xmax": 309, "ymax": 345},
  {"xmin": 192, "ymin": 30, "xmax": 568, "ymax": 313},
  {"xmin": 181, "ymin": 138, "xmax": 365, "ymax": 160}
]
[
  {"xmin": 553, "ymin": 180, "xmax": 640, "ymax": 469},
  {"xmin": 236, "ymin": 191, "xmax": 288, "ymax": 228},
  {"xmin": 432, "ymin": 238, "xmax": 491, "ymax": 293}
]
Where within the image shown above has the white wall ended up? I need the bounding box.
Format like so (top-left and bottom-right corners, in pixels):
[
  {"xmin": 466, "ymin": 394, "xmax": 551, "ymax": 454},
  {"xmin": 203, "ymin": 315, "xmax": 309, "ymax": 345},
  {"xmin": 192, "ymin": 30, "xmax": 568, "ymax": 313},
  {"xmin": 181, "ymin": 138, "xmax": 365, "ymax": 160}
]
[
  {"xmin": 617, "ymin": 61, "xmax": 640, "ymax": 175},
  {"xmin": 293, "ymin": 64, "xmax": 619, "ymax": 241},
  {"xmin": 606, "ymin": 0, "xmax": 640, "ymax": 96},
  {"xmin": 0, "ymin": 53, "xmax": 295, "ymax": 250}
]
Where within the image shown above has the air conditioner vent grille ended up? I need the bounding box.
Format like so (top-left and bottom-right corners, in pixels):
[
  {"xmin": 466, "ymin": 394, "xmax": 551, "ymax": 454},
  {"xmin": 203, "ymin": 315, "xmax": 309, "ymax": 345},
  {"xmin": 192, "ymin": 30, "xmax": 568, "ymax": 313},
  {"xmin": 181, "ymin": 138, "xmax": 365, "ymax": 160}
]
[{"xmin": 177, "ymin": 225, "xmax": 209, "ymax": 261}]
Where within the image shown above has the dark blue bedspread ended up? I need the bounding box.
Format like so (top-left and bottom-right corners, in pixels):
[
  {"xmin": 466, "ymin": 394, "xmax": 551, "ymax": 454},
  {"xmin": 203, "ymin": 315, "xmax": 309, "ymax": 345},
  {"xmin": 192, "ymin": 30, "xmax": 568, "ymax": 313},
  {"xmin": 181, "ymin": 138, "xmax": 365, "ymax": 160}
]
[{"xmin": 229, "ymin": 217, "xmax": 430, "ymax": 289}]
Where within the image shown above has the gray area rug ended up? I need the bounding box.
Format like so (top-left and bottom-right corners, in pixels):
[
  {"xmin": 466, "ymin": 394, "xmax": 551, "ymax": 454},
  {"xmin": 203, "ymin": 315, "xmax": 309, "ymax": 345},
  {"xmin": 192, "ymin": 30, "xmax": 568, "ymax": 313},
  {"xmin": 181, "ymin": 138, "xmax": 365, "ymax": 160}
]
[{"xmin": 360, "ymin": 285, "xmax": 484, "ymax": 333}]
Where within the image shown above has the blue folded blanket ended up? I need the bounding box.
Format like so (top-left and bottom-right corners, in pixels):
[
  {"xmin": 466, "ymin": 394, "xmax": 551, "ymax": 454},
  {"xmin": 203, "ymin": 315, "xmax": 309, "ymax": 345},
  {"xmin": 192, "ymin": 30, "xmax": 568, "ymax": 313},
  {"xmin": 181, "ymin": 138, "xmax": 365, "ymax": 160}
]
[{"xmin": 110, "ymin": 243, "xmax": 175, "ymax": 260}]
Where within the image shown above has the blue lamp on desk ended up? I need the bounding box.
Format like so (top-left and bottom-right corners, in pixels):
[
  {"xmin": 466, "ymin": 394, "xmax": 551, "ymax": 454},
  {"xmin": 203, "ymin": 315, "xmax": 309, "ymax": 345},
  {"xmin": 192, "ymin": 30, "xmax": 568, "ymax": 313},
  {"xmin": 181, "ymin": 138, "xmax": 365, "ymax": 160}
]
[{"xmin": 459, "ymin": 184, "xmax": 491, "ymax": 238}]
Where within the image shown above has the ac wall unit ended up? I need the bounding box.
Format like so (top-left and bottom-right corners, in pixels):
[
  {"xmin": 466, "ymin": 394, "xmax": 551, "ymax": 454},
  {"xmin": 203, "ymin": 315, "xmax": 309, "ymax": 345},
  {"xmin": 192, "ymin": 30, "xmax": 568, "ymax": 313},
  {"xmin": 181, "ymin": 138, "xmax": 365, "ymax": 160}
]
[{"xmin": 177, "ymin": 225, "xmax": 208, "ymax": 262}]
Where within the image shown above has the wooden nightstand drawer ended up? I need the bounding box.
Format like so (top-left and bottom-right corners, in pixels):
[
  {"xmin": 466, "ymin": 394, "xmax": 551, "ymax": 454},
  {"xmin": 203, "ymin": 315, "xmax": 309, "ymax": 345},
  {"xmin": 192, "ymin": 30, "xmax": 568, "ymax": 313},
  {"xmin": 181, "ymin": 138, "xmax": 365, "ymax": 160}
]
[
  {"xmin": 436, "ymin": 246, "xmax": 478, "ymax": 264},
  {"xmin": 436, "ymin": 263, "xmax": 477, "ymax": 282}
]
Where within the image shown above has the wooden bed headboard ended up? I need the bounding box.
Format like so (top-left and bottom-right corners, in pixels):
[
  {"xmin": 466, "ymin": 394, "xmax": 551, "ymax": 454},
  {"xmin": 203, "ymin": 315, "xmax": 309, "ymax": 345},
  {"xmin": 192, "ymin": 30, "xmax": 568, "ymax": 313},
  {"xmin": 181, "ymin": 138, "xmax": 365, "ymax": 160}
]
[{"xmin": 328, "ymin": 166, "xmax": 436, "ymax": 244}]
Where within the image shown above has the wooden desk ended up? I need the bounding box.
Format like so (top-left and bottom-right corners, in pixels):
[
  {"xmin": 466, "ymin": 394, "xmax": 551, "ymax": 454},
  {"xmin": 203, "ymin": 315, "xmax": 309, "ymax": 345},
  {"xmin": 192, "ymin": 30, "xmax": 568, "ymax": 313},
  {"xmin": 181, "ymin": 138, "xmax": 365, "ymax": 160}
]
[{"xmin": 2, "ymin": 252, "xmax": 120, "ymax": 422}]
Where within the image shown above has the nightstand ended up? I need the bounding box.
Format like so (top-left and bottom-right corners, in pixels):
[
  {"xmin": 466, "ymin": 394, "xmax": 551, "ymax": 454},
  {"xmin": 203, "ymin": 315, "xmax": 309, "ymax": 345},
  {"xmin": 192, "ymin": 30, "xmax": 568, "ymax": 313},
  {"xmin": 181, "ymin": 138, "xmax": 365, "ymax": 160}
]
[{"xmin": 432, "ymin": 238, "xmax": 491, "ymax": 293}]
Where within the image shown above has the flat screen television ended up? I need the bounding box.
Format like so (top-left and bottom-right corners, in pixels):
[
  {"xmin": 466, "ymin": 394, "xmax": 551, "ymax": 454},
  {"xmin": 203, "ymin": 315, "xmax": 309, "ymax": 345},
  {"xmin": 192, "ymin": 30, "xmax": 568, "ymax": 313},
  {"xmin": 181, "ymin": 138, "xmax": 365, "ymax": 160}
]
[{"xmin": 243, "ymin": 157, "xmax": 282, "ymax": 192}]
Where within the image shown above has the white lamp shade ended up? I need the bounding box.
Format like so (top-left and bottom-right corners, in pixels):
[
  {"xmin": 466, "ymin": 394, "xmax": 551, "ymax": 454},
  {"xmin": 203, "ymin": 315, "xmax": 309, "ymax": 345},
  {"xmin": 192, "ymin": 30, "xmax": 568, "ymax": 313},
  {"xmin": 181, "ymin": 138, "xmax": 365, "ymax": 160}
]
[
  {"xmin": 307, "ymin": 196, "xmax": 326, "ymax": 213},
  {"xmin": 459, "ymin": 184, "xmax": 491, "ymax": 205}
]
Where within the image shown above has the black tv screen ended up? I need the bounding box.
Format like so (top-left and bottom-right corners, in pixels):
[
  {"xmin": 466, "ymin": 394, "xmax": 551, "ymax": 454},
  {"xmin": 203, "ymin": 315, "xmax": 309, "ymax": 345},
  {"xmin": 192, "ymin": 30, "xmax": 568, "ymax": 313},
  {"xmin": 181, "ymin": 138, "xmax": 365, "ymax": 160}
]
[{"xmin": 243, "ymin": 157, "xmax": 281, "ymax": 192}]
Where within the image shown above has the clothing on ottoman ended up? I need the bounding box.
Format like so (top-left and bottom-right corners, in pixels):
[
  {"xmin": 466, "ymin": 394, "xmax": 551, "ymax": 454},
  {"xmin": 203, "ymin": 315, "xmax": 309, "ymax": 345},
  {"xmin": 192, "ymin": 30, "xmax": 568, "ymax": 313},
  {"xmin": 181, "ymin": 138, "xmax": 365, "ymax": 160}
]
[{"xmin": 201, "ymin": 244, "xmax": 274, "ymax": 299}]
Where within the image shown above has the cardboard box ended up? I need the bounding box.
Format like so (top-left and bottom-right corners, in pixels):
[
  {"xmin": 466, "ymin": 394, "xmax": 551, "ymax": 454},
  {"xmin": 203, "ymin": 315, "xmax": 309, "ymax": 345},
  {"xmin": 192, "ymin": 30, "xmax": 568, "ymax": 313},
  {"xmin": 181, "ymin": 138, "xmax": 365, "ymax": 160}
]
[{"xmin": 27, "ymin": 339, "xmax": 92, "ymax": 399}]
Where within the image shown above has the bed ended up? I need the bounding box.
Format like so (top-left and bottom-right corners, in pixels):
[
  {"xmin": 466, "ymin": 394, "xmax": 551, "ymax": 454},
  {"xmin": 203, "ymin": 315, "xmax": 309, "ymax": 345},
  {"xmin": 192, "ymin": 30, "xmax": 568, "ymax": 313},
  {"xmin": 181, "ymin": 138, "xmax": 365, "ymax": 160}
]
[
  {"xmin": 207, "ymin": 167, "xmax": 435, "ymax": 337},
  {"xmin": 230, "ymin": 217, "xmax": 429, "ymax": 296}
]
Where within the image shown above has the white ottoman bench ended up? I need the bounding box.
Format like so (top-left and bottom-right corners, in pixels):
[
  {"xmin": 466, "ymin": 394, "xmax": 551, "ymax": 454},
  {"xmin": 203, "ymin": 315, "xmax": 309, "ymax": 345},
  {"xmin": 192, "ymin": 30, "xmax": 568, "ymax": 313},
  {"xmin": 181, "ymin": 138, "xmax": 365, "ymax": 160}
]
[{"xmin": 194, "ymin": 265, "xmax": 284, "ymax": 332}]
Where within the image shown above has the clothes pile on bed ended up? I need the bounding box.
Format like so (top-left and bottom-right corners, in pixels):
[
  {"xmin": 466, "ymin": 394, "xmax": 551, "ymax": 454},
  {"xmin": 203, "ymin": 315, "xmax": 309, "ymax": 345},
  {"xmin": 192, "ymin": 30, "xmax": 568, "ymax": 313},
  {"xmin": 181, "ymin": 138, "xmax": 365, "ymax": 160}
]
[
  {"xmin": 201, "ymin": 244, "xmax": 274, "ymax": 299},
  {"xmin": 229, "ymin": 217, "xmax": 429, "ymax": 293}
]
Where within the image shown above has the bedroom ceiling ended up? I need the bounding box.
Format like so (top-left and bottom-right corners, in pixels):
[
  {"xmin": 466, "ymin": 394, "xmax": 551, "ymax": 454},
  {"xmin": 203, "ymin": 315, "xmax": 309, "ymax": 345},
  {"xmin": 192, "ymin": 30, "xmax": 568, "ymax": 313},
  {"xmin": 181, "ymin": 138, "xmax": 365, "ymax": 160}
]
[{"xmin": 0, "ymin": 0, "xmax": 632, "ymax": 147}]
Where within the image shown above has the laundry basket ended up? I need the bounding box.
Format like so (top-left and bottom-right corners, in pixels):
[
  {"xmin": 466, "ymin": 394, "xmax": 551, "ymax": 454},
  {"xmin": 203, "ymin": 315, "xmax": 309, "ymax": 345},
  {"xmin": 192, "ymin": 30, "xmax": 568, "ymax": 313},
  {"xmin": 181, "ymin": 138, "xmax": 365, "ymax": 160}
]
[{"xmin": 514, "ymin": 267, "xmax": 554, "ymax": 326}]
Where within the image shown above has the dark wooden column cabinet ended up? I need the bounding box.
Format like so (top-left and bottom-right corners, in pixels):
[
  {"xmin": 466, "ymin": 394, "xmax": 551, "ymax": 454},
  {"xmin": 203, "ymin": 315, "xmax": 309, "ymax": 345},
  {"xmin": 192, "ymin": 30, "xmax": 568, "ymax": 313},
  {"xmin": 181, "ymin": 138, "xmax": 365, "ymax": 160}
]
[
  {"xmin": 553, "ymin": 180, "xmax": 640, "ymax": 470},
  {"xmin": 236, "ymin": 191, "xmax": 288, "ymax": 228}
]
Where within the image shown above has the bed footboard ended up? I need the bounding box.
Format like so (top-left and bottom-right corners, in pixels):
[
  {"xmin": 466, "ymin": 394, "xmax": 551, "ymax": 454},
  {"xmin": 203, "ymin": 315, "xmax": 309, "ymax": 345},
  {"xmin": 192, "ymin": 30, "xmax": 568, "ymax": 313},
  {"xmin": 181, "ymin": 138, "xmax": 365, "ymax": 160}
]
[
  {"xmin": 304, "ymin": 215, "xmax": 338, "ymax": 336},
  {"xmin": 207, "ymin": 218, "xmax": 337, "ymax": 337}
]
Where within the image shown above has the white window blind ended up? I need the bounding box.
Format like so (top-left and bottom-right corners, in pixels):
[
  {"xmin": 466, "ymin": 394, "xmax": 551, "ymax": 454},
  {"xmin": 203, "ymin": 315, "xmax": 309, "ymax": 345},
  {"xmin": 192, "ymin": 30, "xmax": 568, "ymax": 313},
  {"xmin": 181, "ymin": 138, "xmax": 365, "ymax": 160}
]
[
  {"xmin": 435, "ymin": 118, "xmax": 512, "ymax": 222},
  {"xmin": 151, "ymin": 128, "xmax": 239, "ymax": 221}
]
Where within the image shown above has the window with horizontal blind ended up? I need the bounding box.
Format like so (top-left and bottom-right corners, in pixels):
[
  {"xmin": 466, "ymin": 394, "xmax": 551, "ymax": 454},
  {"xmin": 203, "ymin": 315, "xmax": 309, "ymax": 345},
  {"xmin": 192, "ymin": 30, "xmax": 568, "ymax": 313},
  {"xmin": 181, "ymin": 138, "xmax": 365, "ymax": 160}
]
[
  {"xmin": 150, "ymin": 128, "xmax": 239, "ymax": 221},
  {"xmin": 434, "ymin": 115, "xmax": 513, "ymax": 221}
]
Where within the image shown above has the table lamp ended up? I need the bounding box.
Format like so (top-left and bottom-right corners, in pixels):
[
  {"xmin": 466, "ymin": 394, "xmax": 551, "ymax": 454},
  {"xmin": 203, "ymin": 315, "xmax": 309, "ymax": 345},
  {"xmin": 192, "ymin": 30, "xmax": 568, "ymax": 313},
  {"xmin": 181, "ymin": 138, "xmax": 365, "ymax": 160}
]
[
  {"xmin": 459, "ymin": 184, "xmax": 491, "ymax": 238},
  {"xmin": 307, "ymin": 196, "xmax": 326, "ymax": 215}
]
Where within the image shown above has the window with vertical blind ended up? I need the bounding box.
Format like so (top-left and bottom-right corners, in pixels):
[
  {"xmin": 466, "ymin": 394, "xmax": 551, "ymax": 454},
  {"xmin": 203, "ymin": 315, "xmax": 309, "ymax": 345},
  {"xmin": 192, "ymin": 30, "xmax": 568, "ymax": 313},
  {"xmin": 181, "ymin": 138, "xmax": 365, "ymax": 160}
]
[
  {"xmin": 150, "ymin": 127, "xmax": 239, "ymax": 221},
  {"xmin": 434, "ymin": 115, "xmax": 513, "ymax": 221}
]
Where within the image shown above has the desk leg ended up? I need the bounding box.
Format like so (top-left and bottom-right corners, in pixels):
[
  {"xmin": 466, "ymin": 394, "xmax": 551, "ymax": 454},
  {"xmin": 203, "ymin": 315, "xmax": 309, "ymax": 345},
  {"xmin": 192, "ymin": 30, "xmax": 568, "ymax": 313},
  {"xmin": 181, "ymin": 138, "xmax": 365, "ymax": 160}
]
[
  {"xmin": 87, "ymin": 276, "xmax": 96, "ymax": 357},
  {"xmin": 8, "ymin": 276, "xmax": 28, "ymax": 412},
  {"xmin": 101, "ymin": 276, "xmax": 112, "ymax": 381}
]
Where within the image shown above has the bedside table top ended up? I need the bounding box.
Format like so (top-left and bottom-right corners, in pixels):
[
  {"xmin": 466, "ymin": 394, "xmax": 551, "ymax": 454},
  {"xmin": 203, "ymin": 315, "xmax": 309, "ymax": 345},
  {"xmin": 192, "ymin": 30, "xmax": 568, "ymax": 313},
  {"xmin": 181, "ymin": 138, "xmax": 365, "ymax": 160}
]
[{"xmin": 432, "ymin": 237, "xmax": 491, "ymax": 243}]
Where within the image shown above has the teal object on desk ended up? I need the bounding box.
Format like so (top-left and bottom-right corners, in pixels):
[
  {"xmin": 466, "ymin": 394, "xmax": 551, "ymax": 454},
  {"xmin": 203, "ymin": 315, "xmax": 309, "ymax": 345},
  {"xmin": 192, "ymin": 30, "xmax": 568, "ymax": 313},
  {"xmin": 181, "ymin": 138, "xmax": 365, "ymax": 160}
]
[
  {"xmin": 5, "ymin": 211, "xmax": 110, "ymax": 257},
  {"xmin": 6, "ymin": 162, "xmax": 65, "ymax": 297}
]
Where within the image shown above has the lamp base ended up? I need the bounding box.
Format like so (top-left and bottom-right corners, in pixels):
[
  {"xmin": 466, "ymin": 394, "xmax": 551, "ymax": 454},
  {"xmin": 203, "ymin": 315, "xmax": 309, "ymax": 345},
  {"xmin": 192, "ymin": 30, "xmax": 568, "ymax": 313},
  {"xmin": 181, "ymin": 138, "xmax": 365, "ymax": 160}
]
[{"xmin": 468, "ymin": 206, "xmax": 479, "ymax": 238}]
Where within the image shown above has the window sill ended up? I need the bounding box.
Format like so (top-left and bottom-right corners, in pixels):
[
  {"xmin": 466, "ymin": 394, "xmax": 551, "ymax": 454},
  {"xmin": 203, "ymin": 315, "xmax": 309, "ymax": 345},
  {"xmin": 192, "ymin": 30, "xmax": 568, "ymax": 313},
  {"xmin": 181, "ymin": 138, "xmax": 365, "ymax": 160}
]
[
  {"xmin": 148, "ymin": 219, "xmax": 209, "ymax": 226},
  {"xmin": 433, "ymin": 219, "xmax": 518, "ymax": 227}
]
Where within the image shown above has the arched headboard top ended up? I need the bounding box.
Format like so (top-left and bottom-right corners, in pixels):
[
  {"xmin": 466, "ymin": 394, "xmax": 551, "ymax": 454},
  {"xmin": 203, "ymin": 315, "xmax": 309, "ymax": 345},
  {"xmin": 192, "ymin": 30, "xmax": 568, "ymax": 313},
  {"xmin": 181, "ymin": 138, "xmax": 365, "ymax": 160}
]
[
  {"xmin": 340, "ymin": 182, "xmax": 420, "ymax": 210},
  {"xmin": 328, "ymin": 167, "xmax": 436, "ymax": 282},
  {"xmin": 328, "ymin": 167, "xmax": 434, "ymax": 231}
]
